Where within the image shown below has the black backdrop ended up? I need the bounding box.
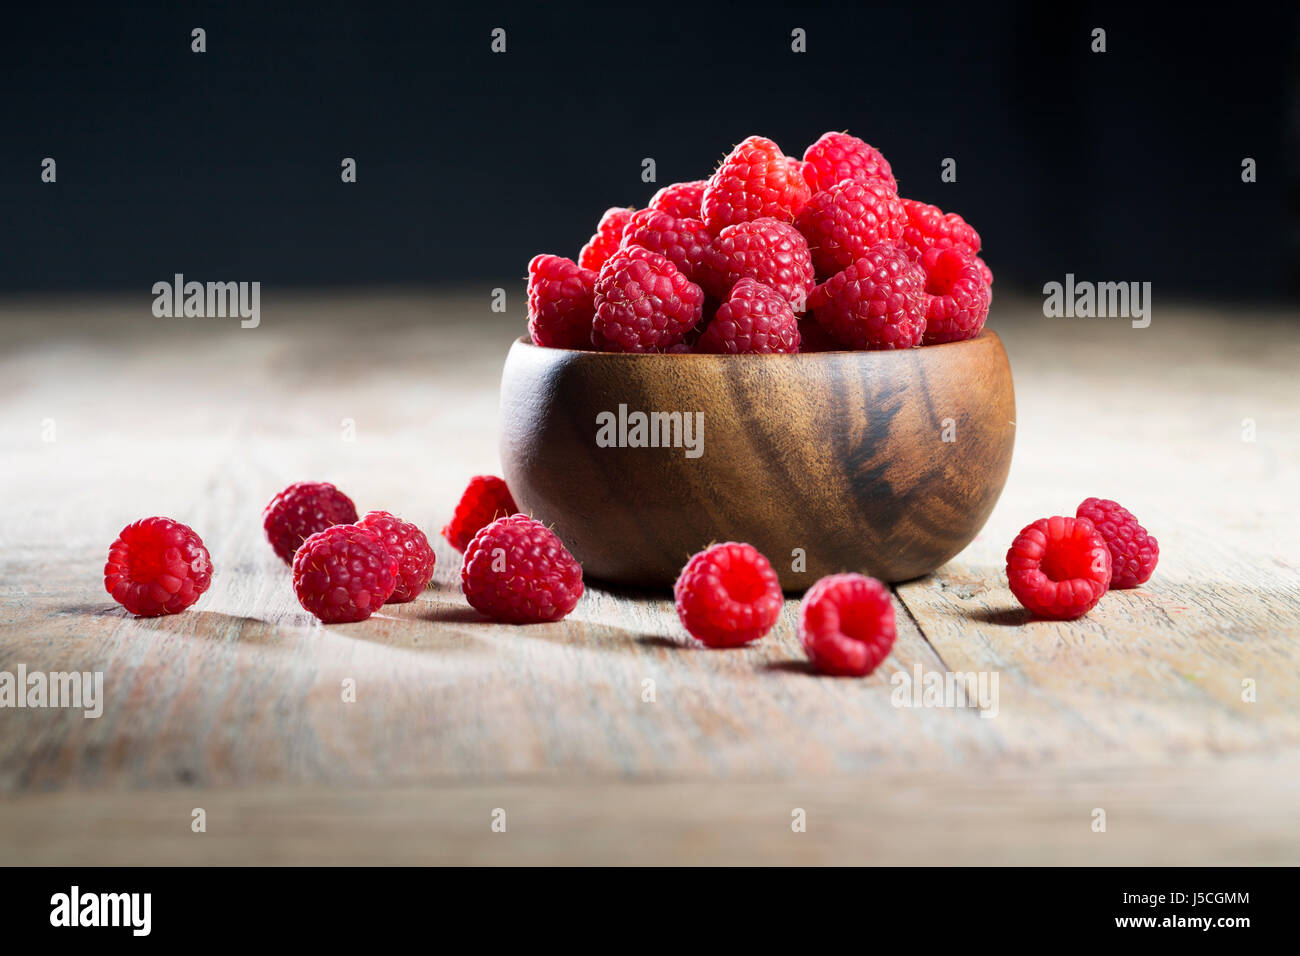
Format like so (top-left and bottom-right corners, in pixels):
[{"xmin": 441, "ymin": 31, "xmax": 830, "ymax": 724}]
[{"xmin": 2, "ymin": 1, "xmax": 1295, "ymax": 300}]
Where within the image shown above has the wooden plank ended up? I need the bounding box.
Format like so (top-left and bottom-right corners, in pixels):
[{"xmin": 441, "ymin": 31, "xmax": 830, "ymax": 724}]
[
  {"xmin": 0, "ymin": 291, "xmax": 1297, "ymax": 867},
  {"xmin": 1, "ymin": 758, "xmax": 1295, "ymax": 865},
  {"xmin": 894, "ymin": 303, "xmax": 1300, "ymax": 757}
]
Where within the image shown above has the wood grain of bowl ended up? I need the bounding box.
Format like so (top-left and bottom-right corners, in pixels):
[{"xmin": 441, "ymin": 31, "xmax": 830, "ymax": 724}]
[{"xmin": 499, "ymin": 332, "xmax": 1015, "ymax": 591}]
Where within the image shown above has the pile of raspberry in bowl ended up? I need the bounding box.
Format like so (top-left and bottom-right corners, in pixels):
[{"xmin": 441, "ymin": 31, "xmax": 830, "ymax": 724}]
[{"xmin": 526, "ymin": 131, "xmax": 992, "ymax": 354}]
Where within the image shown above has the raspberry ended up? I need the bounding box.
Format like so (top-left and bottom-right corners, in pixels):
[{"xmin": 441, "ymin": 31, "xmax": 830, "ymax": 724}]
[
  {"xmin": 648, "ymin": 180, "xmax": 706, "ymax": 220},
  {"xmin": 975, "ymin": 256, "xmax": 994, "ymax": 287},
  {"xmin": 1076, "ymin": 498, "xmax": 1159, "ymax": 589},
  {"xmin": 807, "ymin": 244, "xmax": 927, "ymax": 350},
  {"xmin": 442, "ymin": 475, "xmax": 519, "ymax": 553},
  {"xmin": 527, "ymin": 254, "xmax": 596, "ymax": 349},
  {"xmin": 701, "ymin": 135, "xmax": 811, "ymax": 232},
  {"xmin": 1005, "ymin": 516, "xmax": 1112, "ymax": 620},
  {"xmin": 592, "ymin": 246, "xmax": 704, "ymax": 352},
  {"xmin": 697, "ymin": 278, "xmax": 800, "ymax": 354},
  {"xmin": 797, "ymin": 316, "xmax": 842, "ymax": 352},
  {"xmin": 800, "ymin": 131, "xmax": 897, "ymax": 194},
  {"xmin": 578, "ymin": 206, "xmax": 635, "ymax": 272},
  {"xmin": 104, "ymin": 516, "xmax": 213, "ymax": 616},
  {"xmin": 794, "ymin": 178, "xmax": 907, "ymax": 278},
  {"xmin": 900, "ymin": 198, "xmax": 981, "ymax": 257},
  {"xmin": 698, "ymin": 217, "xmax": 816, "ymax": 307},
  {"xmin": 784, "ymin": 156, "xmax": 810, "ymax": 190},
  {"xmin": 919, "ymin": 246, "xmax": 991, "ymax": 345},
  {"xmin": 292, "ymin": 524, "xmax": 399, "ymax": 623},
  {"xmin": 619, "ymin": 208, "xmax": 711, "ymax": 282},
  {"xmin": 673, "ymin": 542, "xmax": 783, "ymax": 647},
  {"xmin": 355, "ymin": 511, "xmax": 436, "ymax": 603},
  {"xmin": 263, "ymin": 481, "xmax": 359, "ymax": 564},
  {"xmin": 461, "ymin": 514, "xmax": 584, "ymax": 624},
  {"xmin": 798, "ymin": 573, "xmax": 896, "ymax": 676}
]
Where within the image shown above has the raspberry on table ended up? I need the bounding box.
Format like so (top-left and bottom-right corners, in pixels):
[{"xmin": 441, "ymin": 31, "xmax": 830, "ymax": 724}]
[
  {"xmin": 798, "ymin": 573, "xmax": 896, "ymax": 676},
  {"xmin": 527, "ymin": 254, "xmax": 597, "ymax": 349},
  {"xmin": 619, "ymin": 208, "xmax": 711, "ymax": 282},
  {"xmin": 355, "ymin": 511, "xmax": 436, "ymax": 603},
  {"xmin": 442, "ymin": 475, "xmax": 519, "ymax": 553},
  {"xmin": 800, "ymin": 131, "xmax": 897, "ymax": 195},
  {"xmin": 263, "ymin": 481, "xmax": 359, "ymax": 564},
  {"xmin": 698, "ymin": 217, "xmax": 816, "ymax": 307},
  {"xmin": 919, "ymin": 246, "xmax": 991, "ymax": 345},
  {"xmin": 794, "ymin": 178, "xmax": 908, "ymax": 278},
  {"xmin": 578, "ymin": 206, "xmax": 636, "ymax": 272},
  {"xmin": 1005, "ymin": 516, "xmax": 1112, "ymax": 620},
  {"xmin": 807, "ymin": 244, "xmax": 927, "ymax": 350},
  {"xmin": 673, "ymin": 542, "xmax": 784, "ymax": 647},
  {"xmin": 697, "ymin": 278, "xmax": 800, "ymax": 354},
  {"xmin": 1076, "ymin": 498, "xmax": 1159, "ymax": 589},
  {"xmin": 461, "ymin": 514, "xmax": 584, "ymax": 624},
  {"xmin": 592, "ymin": 246, "xmax": 704, "ymax": 352},
  {"xmin": 104, "ymin": 516, "xmax": 213, "ymax": 617},
  {"xmin": 701, "ymin": 135, "xmax": 811, "ymax": 232},
  {"xmin": 292, "ymin": 524, "xmax": 399, "ymax": 623},
  {"xmin": 900, "ymin": 198, "xmax": 981, "ymax": 257},
  {"xmin": 648, "ymin": 180, "xmax": 707, "ymax": 220}
]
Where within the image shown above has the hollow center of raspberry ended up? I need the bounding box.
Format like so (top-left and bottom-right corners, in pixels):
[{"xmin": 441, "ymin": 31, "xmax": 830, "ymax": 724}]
[
  {"xmin": 721, "ymin": 565, "xmax": 768, "ymax": 604},
  {"xmin": 836, "ymin": 603, "xmax": 878, "ymax": 644},
  {"xmin": 122, "ymin": 529, "xmax": 172, "ymax": 582},
  {"xmin": 129, "ymin": 549, "xmax": 167, "ymax": 583},
  {"xmin": 1040, "ymin": 538, "xmax": 1096, "ymax": 582}
]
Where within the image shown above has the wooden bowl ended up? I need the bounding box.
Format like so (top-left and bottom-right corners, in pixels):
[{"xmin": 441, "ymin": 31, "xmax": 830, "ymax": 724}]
[{"xmin": 499, "ymin": 332, "xmax": 1015, "ymax": 591}]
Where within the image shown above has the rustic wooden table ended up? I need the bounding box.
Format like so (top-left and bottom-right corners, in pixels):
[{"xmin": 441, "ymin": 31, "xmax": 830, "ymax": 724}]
[{"xmin": 1, "ymin": 289, "xmax": 1296, "ymax": 865}]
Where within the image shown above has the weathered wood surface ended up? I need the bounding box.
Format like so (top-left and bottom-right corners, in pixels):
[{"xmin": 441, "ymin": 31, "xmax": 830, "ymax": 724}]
[
  {"xmin": 0, "ymin": 290, "xmax": 1296, "ymax": 864},
  {"xmin": 3, "ymin": 758, "xmax": 1296, "ymax": 865}
]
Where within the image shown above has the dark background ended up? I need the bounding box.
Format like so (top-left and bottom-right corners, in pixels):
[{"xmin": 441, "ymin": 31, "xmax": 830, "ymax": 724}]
[{"xmin": 1, "ymin": 1, "xmax": 1296, "ymax": 300}]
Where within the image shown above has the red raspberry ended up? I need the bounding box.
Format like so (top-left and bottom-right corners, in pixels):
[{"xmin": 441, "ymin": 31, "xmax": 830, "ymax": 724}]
[
  {"xmin": 592, "ymin": 246, "xmax": 704, "ymax": 352},
  {"xmin": 292, "ymin": 524, "xmax": 398, "ymax": 623},
  {"xmin": 919, "ymin": 246, "xmax": 991, "ymax": 345},
  {"xmin": 1005, "ymin": 516, "xmax": 1112, "ymax": 620},
  {"xmin": 619, "ymin": 208, "xmax": 711, "ymax": 282},
  {"xmin": 578, "ymin": 206, "xmax": 635, "ymax": 272},
  {"xmin": 798, "ymin": 573, "xmax": 896, "ymax": 676},
  {"xmin": 701, "ymin": 135, "xmax": 811, "ymax": 232},
  {"xmin": 800, "ymin": 131, "xmax": 897, "ymax": 194},
  {"xmin": 104, "ymin": 516, "xmax": 212, "ymax": 616},
  {"xmin": 461, "ymin": 514, "xmax": 584, "ymax": 624},
  {"xmin": 785, "ymin": 156, "xmax": 810, "ymax": 190},
  {"xmin": 794, "ymin": 178, "xmax": 907, "ymax": 278},
  {"xmin": 797, "ymin": 316, "xmax": 842, "ymax": 352},
  {"xmin": 648, "ymin": 180, "xmax": 706, "ymax": 220},
  {"xmin": 807, "ymin": 244, "xmax": 927, "ymax": 350},
  {"xmin": 1076, "ymin": 498, "xmax": 1159, "ymax": 589},
  {"xmin": 975, "ymin": 256, "xmax": 994, "ymax": 287},
  {"xmin": 698, "ymin": 217, "xmax": 816, "ymax": 307},
  {"xmin": 527, "ymin": 254, "xmax": 596, "ymax": 349},
  {"xmin": 697, "ymin": 278, "xmax": 800, "ymax": 354},
  {"xmin": 442, "ymin": 475, "xmax": 519, "ymax": 553},
  {"xmin": 900, "ymin": 198, "xmax": 981, "ymax": 256},
  {"xmin": 263, "ymin": 481, "xmax": 359, "ymax": 564},
  {"xmin": 355, "ymin": 511, "xmax": 436, "ymax": 603},
  {"xmin": 673, "ymin": 542, "xmax": 783, "ymax": 647}
]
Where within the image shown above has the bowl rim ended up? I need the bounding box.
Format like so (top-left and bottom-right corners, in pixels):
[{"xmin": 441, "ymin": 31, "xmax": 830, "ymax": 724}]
[{"xmin": 510, "ymin": 328, "xmax": 1001, "ymax": 359}]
